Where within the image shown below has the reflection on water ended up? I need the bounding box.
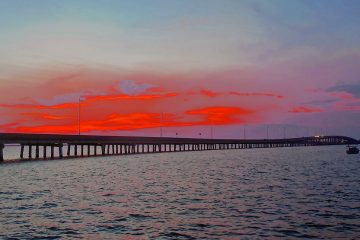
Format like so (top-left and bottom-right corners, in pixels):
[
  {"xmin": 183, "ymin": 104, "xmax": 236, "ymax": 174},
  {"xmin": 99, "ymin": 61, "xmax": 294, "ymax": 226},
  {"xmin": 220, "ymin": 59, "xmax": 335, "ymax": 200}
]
[{"xmin": 0, "ymin": 146, "xmax": 359, "ymax": 239}]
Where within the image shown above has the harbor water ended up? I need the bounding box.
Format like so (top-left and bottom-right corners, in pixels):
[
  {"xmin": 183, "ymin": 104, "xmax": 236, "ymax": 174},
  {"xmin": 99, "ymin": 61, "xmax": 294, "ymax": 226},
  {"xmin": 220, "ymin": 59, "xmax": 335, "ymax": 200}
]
[{"xmin": 0, "ymin": 145, "xmax": 359, "ymax": 239}]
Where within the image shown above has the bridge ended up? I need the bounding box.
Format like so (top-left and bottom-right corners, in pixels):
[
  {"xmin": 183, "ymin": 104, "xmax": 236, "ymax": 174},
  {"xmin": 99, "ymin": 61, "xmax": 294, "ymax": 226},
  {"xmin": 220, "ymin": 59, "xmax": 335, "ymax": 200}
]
[{"xmin": 0, "ymin": 133, "xmax": 358, "ymax": 162}]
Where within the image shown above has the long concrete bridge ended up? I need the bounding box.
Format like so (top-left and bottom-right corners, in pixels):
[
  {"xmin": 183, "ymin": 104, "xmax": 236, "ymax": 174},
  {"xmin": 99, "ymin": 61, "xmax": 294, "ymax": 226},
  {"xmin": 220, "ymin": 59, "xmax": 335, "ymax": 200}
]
[{"xmin": 0, "ymin": 133, "xmax": 358, "ymax": 162}]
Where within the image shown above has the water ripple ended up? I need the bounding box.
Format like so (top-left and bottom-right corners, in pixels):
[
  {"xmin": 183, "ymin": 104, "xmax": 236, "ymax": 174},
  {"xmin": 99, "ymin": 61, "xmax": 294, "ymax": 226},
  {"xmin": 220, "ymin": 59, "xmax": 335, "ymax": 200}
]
[{"xmin": 0, "ymin": 145, "xmax": 359, "ymax": 239}]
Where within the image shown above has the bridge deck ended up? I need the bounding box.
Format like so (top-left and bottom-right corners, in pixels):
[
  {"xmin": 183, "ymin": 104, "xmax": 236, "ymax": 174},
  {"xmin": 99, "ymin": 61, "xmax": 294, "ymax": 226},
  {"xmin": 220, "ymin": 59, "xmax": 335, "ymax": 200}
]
[{"xmin": 0, "ymin": 133, "xmax": 358, "ymax": 162}]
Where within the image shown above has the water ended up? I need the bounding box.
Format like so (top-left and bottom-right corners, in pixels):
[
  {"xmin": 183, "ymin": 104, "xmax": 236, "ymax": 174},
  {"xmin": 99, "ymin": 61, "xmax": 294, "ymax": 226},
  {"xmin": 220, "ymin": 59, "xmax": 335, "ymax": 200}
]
[{"xmin": 0, "ymin": 146, "xmax": 359, "ymax": 239}]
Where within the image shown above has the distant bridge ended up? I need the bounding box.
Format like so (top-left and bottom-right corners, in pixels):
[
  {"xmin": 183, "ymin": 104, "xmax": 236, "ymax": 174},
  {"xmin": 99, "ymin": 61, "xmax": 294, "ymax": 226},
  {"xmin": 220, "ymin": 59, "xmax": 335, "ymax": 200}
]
[{"xmin": 0, "ymin": 133, "xmax": 358, "ymax": 162}]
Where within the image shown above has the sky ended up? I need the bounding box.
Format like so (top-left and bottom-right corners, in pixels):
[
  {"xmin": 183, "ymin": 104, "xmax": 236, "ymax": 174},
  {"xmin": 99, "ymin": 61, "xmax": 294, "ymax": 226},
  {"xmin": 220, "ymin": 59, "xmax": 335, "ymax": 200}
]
[{"xmin": 1, "ymin": 0, "xmax": 360, "ymax": 139}]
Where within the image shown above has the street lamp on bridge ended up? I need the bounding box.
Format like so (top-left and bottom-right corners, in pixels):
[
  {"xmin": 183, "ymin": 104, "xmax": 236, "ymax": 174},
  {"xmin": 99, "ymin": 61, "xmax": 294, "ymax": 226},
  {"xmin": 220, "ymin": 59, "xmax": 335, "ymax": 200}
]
[{"xmin": 78, "ymin": 97, "xmax": 84, "ymax": 136}]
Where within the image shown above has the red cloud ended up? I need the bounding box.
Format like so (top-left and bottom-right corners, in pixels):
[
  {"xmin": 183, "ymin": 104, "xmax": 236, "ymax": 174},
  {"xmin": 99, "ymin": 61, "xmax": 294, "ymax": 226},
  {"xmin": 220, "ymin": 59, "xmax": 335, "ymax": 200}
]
[
  {"xmin": 22, "ymin": 112, "xmax": 67, "ymax": 120},
  {"xmin": 289, "ymin": 106, "xmax": 324, "ymax": 113},
  {"xmin": 329, "ymin": 91, "xmax": 356, "ymax": 100},
  {"xmin": 199, "ymin": 89, "xmax": 221, "ymax": 97},
  {"xmin": 4, "ymin": 106, "xmax": 256, "ymax": 134},
  {"xmin": 0, "ymin": 92, "xmax": 178, "ymax": 111},
  {"xmin": 186, "ymin": 106, "xmax": 253, "ymax": 124}
]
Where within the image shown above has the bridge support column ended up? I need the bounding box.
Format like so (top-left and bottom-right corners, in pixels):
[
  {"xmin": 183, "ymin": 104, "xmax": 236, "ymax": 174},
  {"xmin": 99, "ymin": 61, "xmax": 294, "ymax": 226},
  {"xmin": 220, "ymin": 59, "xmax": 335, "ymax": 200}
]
[
  {"xmin": 29, "ymin": 145, "xmax": 32, "ymax": 158},
  {"xmin": 74, "ymin": 144, "xmax": 78, "ymax": 156},
  {"xmin": 59, "ymin": 144, "xmax": 63, "ymax": 158},
  {"xmin": 35, "ymin": 145, "xmax": 40, "ymax": 158},
  {"xmin": 20, "ymin": 144, "xmax": 24, "ymax": 159},
  {"xmin": 101, "ymin": 145, "xmax": 105, "ymax": 155},
  {"xmin": 51, "ymin": 145, "xmax": 54, "ymax": 159},
  {"xmin": 43, "ymin": 145, "xmax": 47, "ymax": 158},
  {"xmin": 0, "ymin": 143, "xmax": 4, "ymax": 162}
]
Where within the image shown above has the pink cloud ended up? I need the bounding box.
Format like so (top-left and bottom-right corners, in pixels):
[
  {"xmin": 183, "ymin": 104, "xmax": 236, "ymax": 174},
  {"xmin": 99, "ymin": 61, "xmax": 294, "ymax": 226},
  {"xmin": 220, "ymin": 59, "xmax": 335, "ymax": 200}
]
[{"xmin": 289, "ymin": 106, "xmax": 324, "ymax": 113}]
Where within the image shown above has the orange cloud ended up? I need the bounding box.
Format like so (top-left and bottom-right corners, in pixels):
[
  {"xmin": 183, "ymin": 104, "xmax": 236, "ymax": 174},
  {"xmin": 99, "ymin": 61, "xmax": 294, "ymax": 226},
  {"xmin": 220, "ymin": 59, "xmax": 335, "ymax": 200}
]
[
  {"xmin": 5, "ymin": 106, "xmax": 256, "ymax": 134},
  {"xmin": 289, "ymin": 106, "xmax": 324, "ymax": 113}
]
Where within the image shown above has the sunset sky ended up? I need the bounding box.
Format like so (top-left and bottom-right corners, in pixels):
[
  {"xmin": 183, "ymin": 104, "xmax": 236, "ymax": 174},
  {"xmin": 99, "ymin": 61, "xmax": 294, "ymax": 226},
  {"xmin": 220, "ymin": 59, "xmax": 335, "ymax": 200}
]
[{"xmin": 1, "ymin": 0, "xmax": 360, "ymax": 138}]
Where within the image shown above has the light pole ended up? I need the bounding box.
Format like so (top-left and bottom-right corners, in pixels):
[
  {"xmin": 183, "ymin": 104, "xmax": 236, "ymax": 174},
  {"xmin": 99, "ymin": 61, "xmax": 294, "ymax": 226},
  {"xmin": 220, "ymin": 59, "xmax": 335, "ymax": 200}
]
[
  {"xmin": 267, "ymin": 125, "xmax": 269, "ymax": 139},
  {"xmin": 78, "ymin": 97, "xmax": 82, "ymax": 135}
]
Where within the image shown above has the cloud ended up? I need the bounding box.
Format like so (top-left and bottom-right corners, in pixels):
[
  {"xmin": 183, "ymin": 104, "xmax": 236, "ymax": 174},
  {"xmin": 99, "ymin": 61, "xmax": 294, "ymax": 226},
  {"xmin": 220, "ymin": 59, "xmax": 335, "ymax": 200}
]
[
  {"xmin": 289, "ymin": 106, "xmax": 323, "ymax": 113},
  {"xmin": 200, "ymin": 89, "xmax": 220, "ymax": 97},
  {"xmin": 193, "ymin": 89, "xmax": 285, "ymax": 99},
  {"xmin": 229, "ymin": 91, "xmax": 285, "ymax": 99},
  {"xmin": 289, "ymin": 106, "xmax": 324, "ymax": 113},
  {"xmin": 36, "ymin": 90, "xmax": 104, "ymax": 106},
  {"xmin": 22, "ymin": 112, "xmax": 67, "ymax": 121},
  {"xmin": 327, "ymin": 82, "xmax": 360, "ymax": 98},
  {"xmin": 3, "ymin": 106, "xmax": 257, "ymax": 134},
  {"xmin": 186, "ymin": 106, "xmax": 254, "ymax": 124},
  {"xmin": 0, "ymin": 102, "xmax": 79, "ymax": 110},
  {"xmin": 118, "ymin": 80, "xmax": 153, "ymax": 96},
  {"xmin": 85, "ymin": 92, "xmax": 177, "ymax": 102},
  {"xmin": 345, "ymin": 102, "xmax": 360, "ymax": 107},
  {"xmin": 302, "ymin": 99, "xmax": 338, "ymax": 105}
]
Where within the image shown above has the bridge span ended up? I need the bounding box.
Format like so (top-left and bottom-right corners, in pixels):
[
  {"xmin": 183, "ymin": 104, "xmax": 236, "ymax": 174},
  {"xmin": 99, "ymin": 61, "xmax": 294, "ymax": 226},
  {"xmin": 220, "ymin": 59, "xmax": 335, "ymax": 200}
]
[{"xmin": 0, "ymin": 133, "xmax": 358, "ymax": 162}]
